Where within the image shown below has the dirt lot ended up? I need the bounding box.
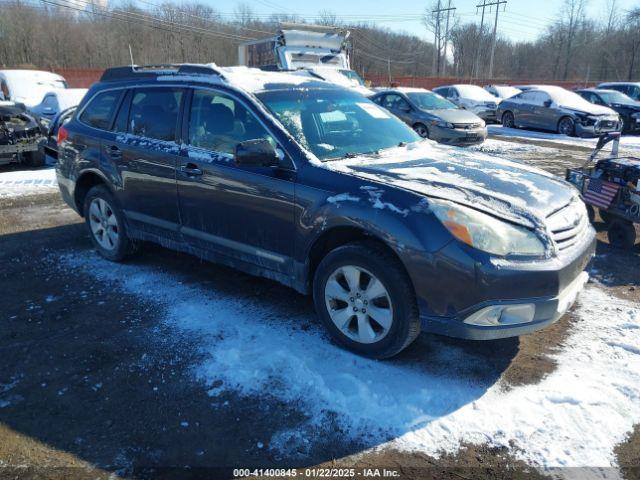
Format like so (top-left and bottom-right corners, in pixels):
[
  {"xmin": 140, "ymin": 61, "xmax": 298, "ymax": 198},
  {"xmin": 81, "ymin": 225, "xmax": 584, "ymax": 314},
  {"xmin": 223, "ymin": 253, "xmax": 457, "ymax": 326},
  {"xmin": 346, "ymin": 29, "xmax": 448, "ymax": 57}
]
[{"xmin": 0, "ymin": 137, "xmax": 638, "ymax": 479}]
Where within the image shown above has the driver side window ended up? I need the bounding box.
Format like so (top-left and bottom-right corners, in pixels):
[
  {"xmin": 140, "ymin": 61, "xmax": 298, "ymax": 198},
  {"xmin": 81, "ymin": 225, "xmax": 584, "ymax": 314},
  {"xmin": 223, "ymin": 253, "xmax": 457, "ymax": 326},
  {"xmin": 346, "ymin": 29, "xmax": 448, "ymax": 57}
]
[
  {"xmin": 188, "ymin": 89, "xmax": 275, "ymax": 155},
  {"xmin": 383, "ymin": 94, "xmax": 409, "ymax": 111}
]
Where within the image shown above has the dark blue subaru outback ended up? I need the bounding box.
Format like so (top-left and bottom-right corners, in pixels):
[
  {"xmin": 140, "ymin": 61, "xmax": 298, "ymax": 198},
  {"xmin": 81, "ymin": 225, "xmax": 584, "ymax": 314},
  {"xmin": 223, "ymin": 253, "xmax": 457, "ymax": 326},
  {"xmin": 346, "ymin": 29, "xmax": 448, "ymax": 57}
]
[{"xmin": 56, "ymin": 64, "xmax": 596, "ymax": 358}]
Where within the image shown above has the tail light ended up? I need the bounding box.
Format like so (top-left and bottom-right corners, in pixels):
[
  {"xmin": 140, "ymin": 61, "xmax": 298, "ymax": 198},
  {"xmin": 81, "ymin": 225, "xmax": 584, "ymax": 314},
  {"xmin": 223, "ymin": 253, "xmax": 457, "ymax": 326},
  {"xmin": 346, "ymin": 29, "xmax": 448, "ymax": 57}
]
[{"xmin": 57, "ymin": 125, "xmax": 69, "ymax": 145}]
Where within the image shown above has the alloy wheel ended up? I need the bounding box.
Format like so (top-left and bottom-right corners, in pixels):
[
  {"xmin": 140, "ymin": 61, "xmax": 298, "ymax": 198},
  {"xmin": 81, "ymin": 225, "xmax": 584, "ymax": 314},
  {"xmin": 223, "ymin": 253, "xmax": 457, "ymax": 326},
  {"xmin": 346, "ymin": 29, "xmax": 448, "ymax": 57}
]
[
  {"xmin": 89, "ymin": 198, "xmax": 119, "ymax": 251},
  {"xmin": 324, "ymin": 265, "xmax": 393, "ymax": 344},
  {"xmin": 414, "ymin": 124, "xmax": 429, "ymax": 138}
]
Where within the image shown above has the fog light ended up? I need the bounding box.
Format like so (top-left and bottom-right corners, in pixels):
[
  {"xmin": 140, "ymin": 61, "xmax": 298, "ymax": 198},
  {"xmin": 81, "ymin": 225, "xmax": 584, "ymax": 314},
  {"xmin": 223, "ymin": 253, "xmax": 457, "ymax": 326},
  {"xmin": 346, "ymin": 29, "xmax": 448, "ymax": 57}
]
[{"xmin": 464, "ymin": 304, "xmax": 535, "ymax": 327}]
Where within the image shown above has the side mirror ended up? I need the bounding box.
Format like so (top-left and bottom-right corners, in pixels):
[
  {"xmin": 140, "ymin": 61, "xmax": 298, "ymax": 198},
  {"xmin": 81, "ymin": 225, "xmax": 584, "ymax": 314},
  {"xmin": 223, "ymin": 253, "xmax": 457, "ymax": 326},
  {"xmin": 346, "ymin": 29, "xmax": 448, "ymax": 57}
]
[
  {"xmin": 235, "ymin": 139, "xmax": 279, "ymax": 168},
  {"xmin": 543, "ymin": 100, "xmax": 553, "ymax": 108}
]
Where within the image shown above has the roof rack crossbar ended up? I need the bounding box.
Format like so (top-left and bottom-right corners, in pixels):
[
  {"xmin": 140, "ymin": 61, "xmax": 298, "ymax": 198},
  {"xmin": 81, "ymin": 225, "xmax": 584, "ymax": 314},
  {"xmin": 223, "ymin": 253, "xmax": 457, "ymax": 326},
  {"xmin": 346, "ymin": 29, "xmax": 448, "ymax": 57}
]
[{"xmin": 100, "ymin": 63, "xmax": 224, "ymax": 82}]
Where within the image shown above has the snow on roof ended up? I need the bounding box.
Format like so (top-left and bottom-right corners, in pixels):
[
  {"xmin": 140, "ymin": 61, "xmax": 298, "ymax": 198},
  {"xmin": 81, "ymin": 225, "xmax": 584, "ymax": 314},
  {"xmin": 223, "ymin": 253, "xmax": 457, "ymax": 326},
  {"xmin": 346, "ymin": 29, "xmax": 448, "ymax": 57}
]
[{"xmin": 220, "ymin": 66, "xmax": 326, "ymax": 93}]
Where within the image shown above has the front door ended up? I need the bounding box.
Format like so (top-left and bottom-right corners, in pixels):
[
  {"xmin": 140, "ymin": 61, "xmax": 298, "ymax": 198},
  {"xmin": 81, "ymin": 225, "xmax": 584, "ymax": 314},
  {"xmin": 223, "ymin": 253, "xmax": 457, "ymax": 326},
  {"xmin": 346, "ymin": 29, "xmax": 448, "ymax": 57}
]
[{"xmin": 176, "ymin": 88, "xmax": 296, "ymax": 275}]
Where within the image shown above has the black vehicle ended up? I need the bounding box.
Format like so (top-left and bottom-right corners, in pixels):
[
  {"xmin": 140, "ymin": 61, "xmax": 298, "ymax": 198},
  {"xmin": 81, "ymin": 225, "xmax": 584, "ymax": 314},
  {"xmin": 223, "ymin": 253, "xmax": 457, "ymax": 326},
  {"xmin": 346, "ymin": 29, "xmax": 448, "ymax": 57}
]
[
  {"xmin": 370, "ymin": 88, "xmax": 487, "ymax": 146},
  {"xmin": 597, "ymin": 82, "xmax": 640, "ymax": 102},
  {"xmin": 576, "ymin": 89, "xmax": 640, "ymax": 134},
  {"xmin": 0, "ymin": 101, "xmax": 44, "ymax": 167},
  {"xmin": 56, "ymin": 64, "xmax": 596, "ymax": 358},
  {"xmin": 40, "ymin": 106, "xmax": 76, "ymax": 165},
  {"xmin": 566, "ymin": 133, "xmax": 640, "ymax": 250}
]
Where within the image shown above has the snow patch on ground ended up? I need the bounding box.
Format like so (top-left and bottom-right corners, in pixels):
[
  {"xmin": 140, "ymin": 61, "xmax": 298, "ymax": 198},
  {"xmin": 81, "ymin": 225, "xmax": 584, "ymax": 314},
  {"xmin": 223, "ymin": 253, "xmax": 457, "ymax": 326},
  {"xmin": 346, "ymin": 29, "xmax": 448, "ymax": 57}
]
[
  {"xmin": 57, "ymin": 252, "xmax": 640, "ymax": 468},
  {"xmin": 0, "ymin": 168, "xmax": 58, "ymax": 198},
  {"xmin": 488, "ymin": 125, "xmax": 640, "ymax": 153}
]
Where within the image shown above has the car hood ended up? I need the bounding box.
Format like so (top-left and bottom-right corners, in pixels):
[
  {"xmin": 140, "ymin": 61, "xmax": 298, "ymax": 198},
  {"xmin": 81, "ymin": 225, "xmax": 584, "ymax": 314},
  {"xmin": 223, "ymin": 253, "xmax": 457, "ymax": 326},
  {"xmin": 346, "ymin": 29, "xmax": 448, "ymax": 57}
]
[
  {"xmin": 426, "ymin": 108, "xmax": 483, "ymax": 124},
  {"xmin": 325, "ymin": 141, "xmax": 578, "ymax": 228},
  {"xmin": 611, "ymin": 102, "xmax": 640, "ymax": 111},
  {"xmin": 562, "ymin": 103, "xmax": 617, "ymax": 116}
]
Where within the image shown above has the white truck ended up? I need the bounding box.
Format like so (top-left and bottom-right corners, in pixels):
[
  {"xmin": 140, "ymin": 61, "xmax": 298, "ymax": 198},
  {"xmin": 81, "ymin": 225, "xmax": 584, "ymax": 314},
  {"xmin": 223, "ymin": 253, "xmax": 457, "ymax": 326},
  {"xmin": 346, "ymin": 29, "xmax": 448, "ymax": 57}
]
[{"xmin": 237, "ymin": 26, "xmax": 372, "ymax": 96}]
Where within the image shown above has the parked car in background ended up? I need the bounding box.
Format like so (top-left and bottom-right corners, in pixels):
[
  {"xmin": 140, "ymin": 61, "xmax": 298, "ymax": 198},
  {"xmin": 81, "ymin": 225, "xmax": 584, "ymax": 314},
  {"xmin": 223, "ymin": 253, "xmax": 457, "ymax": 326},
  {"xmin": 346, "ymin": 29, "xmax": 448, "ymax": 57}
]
[
  {"xmin": 596, "ymin": 82, "xmax": 640, "ymax": 102},
  {"xmin": 56, "ymin": 64, "xmax": 595, "ymax": 358},
  {"xmin": 432, "ymin": 84, "xmax": 499, "ymax": 122},
  {"xmin": 31, "ymin": 89, "xmax": 88, "ymax": 127},
  {"xmin": 40, "ymin": 106, "xmax": 76, "ymax": 165},
  {"xmin": 484, "ymin": 85, "xmax": 521, "ymax": 100},
  {"xmin": 371, "ymin": 88, "xmax": 487, "ymax": 146},
  {"xmin": 0, "ymin": 70, "xmax": 68, "ymax": 108},
  {"xmin": 497, "ymin": 86, "xmax": 621, "ymax": 137},
  {"xmin": 576, "ymin": 88, "xmax": 640, "ymax": 134},
  {"xmin": 514, "ymin": 85, "xmax": 550, "ymax": 92}
]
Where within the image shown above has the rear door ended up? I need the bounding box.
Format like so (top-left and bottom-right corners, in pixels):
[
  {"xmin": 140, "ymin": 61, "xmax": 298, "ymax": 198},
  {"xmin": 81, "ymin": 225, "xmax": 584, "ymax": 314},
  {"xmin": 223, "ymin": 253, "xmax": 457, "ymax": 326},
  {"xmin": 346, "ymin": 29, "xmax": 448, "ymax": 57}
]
[
  {"xmin": 176, "ymin": 87, "xmax": 296, "ymax": 274},
  {"xmin": 104, "ymin": 87, "xmax": 185, "ymax": 241},
  {"xmin": 382, "ymin": 93, "xmax": 413, "ymax": 124}
]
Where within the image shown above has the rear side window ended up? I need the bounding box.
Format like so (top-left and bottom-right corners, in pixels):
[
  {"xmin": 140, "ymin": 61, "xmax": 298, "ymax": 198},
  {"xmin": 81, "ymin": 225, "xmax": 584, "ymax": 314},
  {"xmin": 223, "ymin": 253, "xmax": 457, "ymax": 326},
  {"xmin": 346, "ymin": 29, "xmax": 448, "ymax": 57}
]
[
  {"xmin": 129, "ymin": 88, "xmax": 183, "ymax": 141},
  {"xmin": 80, "ymin": 91, "xmax": 122, "ymax": 130}
]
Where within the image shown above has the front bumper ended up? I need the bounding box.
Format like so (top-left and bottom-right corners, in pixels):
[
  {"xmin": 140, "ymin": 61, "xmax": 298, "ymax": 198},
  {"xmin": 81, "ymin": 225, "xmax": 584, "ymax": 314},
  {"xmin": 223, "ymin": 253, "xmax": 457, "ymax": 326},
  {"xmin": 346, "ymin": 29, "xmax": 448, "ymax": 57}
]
[
  {"xmin": 416, "ymin": 228, "xmax": 596, "ymax": 340},
  {"xmin": 575, "ymin": 118, "xmax": 621, "ymax": 137},
  {"xmin": 431, "ymin": 126, "xmax": 488, "ymax": 146}
]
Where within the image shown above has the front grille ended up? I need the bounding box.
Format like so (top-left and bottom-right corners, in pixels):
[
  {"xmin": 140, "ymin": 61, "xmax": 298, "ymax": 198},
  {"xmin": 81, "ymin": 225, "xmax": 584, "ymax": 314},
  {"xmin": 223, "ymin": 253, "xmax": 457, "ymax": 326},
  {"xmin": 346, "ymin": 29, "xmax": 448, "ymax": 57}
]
[
  {"xmin": 546, "ymin": 200, "xmax": 590, "ymax": 253},
  {"xmin": 453, "ymin": 122, "xmax": 483, "ymax": 129},
  {"xmin": 485, "ymin": 102, "xmax": 497, "ymax": 109}
]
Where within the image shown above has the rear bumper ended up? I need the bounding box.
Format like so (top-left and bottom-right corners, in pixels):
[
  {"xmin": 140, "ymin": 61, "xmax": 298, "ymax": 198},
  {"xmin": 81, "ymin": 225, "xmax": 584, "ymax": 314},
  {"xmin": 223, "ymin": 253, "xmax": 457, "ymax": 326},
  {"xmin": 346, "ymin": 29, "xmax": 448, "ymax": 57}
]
[{"xmin": 417, "ymin": 229, "xmax": 596, "ymax": 340}]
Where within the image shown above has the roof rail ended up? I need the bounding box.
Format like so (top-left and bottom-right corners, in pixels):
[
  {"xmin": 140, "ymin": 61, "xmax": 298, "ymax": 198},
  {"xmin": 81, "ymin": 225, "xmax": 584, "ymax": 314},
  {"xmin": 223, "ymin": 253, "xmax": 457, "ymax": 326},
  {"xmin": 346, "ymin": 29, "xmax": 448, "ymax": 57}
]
[{"xmin": 100, "ymin": 63, "xmax": 224, "ymax": 82}]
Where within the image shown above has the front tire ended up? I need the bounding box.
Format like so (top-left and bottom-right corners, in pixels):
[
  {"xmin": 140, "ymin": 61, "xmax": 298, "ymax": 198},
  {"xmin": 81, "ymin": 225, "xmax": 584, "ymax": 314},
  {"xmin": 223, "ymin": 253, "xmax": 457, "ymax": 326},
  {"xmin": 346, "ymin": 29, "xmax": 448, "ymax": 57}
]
[
  {"xmin": 607, "ymin": 220, "xmax": 636, "ymax": 250},
  {"xmin": 502, "ymin": 111, "xmax": 515, "ymax": 128},
  {"xmin": 558, "ymin": 116, "xmax": 576, "ymax": 136},
  {"xmin": 313, "ymin": 241, "xmax": 420, "ymax": 359},
  {"xmin": 83, "ymin": 185, "xmax": 137, "ymax": 262},
  {"xmin": 413, "ymin": 123, "xmax": 429, "ymax": 139}
]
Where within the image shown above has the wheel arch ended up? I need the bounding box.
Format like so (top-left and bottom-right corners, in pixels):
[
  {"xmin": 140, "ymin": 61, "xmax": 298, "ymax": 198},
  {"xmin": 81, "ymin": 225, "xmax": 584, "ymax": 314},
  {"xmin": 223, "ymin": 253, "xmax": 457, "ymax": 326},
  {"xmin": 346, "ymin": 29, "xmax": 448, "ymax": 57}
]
[{"xmin": 74, "ymin": 169, "xmax": 113, "ymax": 216}]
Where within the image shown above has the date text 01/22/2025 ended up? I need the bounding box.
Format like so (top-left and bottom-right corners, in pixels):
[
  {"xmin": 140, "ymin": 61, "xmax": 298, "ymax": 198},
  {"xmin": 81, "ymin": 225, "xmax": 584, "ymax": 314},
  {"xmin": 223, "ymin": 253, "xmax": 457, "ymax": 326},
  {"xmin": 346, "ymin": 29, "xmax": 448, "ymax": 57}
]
[{"xmin": 233, "ymin": 468, "xmax": 401, "ymax": 477}]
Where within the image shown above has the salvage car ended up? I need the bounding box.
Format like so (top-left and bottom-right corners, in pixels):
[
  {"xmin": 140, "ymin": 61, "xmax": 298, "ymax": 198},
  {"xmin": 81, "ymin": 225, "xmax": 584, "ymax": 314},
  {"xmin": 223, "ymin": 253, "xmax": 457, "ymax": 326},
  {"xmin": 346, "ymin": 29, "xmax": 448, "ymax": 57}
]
[
  {"xmin": 0, "ymin": 70, "xmax": 68, "ymax": 108},
  {"xmin": 498, "ymin": 86, "xmax": 621, "ymax": 137},
  {"xmin": 576, "ymin": 88, "xmax": 640, "ymax": 134},
  {"xmin": 0, "ymin": 101, "xmax": 44, "ymax": 167},
  {"xmin": 432, "ymin": 84, "xmax": 500, "ymax": 122},
  {"xmin": 56, "ymin": 64, "xmax": 595, "ymax": 358},
  {"xmin": 371, "ymin": 88, "xmax": 487, "ymax": 145},
  {"xmin": 40, "ymin": 106, "xmax": 76, "ymax": 165}
]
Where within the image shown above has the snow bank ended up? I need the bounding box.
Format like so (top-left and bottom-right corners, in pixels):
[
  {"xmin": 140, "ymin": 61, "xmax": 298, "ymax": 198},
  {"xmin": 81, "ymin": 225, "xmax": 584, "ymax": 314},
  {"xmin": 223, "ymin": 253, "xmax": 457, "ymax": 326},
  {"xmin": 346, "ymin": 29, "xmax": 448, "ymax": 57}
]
[
  {"xmin": 0, "ymin": 168, "xmax": 58, "ymax": 198},
  {"xmin": 58, "ymin": 252, "xmax": 640, "ymax": 468}
]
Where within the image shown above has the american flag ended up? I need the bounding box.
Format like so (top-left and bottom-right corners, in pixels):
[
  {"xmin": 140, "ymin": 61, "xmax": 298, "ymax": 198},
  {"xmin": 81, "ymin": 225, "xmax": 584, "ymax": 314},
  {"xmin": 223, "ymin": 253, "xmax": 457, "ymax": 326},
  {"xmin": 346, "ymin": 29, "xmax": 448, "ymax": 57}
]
[{"xmin": 584, "ymin": 178, "xmax": 620, "ymax": 210}]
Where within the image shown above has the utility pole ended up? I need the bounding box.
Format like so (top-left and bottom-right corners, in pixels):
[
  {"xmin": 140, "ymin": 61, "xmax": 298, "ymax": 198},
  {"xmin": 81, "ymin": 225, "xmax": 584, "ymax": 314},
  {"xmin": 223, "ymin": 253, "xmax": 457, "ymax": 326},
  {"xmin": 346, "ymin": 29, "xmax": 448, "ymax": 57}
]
[
  {"xmin": 431, "ymin": 0, "xmax": 441, "ymax": 76},
  {"xmin": 487, "ymin": 0, "xmax": 507, "ymax": 79},
  {"xmin": 471, "ymin": 0, "xmax": 488, "ymax": 80},
  {"xmin": 432, "ymin": 0, "xmax": 456, "ymax": 76}
]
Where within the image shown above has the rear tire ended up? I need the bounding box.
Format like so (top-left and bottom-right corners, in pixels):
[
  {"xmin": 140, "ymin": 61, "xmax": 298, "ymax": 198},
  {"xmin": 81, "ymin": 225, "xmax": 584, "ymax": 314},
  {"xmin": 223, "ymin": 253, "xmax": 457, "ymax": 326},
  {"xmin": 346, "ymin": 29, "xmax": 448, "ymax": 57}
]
[
  {"xmin": 607, "ymin": 220, "xmax": 636, "ymax": 250},
  {"xmin": 558, "ymin": 116, "xmax": 576, "ymax": 136},
  {"xmin": 83, "ymin": 185, "xmax": 137, "ymax": 262},
  {"xmin": 502, "ymin": 111, "xmax": 515, "ymax": 128},
  {"xmin": 312, "ymin": 241, "xmax": 420, "ymax": 359}
]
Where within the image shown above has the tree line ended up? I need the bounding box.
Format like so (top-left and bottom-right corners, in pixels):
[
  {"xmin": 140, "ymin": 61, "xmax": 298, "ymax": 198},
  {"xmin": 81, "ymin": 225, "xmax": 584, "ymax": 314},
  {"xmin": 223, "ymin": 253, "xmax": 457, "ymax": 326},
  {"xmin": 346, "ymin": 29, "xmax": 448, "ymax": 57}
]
[{"xmin": 0, "ymin": 0, "xmax": 638, "ymax": 82}]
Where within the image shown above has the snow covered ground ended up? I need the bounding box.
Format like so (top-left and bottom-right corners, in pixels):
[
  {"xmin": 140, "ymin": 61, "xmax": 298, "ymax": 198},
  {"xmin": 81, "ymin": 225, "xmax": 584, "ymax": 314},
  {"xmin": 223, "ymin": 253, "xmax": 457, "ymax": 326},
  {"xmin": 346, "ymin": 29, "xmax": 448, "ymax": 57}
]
[
  {"xmin": 0, "ymin": 167, "xmax": 58, "ymax": 198},
  {"xmin": 488, "ymin": 125, "xmax": 640, "ymax": 154},
  {"xmin": 58, "ymin": 252, "xmax": 640, "ymax": 469}
]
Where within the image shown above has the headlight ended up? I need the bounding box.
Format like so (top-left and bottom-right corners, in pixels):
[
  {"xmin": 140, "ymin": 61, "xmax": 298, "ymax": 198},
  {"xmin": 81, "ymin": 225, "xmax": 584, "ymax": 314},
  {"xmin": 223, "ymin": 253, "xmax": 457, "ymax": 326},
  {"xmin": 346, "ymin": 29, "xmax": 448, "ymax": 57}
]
[
  {"xmin": 430, "ymin": 200, "xmax": 545, "ymax": 256},
  {"xmin": 432, "ymin": 120, "xmax": 454, "ymax": 129}
]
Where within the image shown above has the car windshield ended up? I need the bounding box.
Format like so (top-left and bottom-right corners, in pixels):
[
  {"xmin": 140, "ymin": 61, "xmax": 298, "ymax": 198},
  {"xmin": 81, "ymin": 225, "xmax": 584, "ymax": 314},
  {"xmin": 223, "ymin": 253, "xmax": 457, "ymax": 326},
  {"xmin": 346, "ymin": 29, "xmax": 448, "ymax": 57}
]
[
  {"xmin": 455, "ymin": 85, "xmax": 497, "ymax": 101},
  {"xmin": 407, "ymin": 91, "xmax": 457, "ymax": 110},
  {"xmin": 257, "ymin": 88, "xmax": 420, "ymax": 161},
  {"xmin": 339, "ymin": 69, "xmax": 365, "ymax": 86},
  {"xmin": 598, "ymin": 90, "xmax": 637, "ymax": 105}
]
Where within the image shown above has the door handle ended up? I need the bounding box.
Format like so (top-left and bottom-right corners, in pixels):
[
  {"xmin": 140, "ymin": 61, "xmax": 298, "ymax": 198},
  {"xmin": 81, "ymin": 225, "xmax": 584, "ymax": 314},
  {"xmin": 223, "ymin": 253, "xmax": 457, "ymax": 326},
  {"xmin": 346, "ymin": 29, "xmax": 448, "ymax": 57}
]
[{"xmin": 180, "ymin": 163, "xmax": 203, "ymax": 177}]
